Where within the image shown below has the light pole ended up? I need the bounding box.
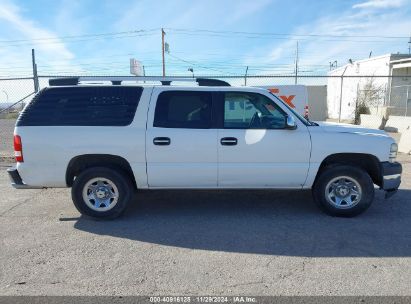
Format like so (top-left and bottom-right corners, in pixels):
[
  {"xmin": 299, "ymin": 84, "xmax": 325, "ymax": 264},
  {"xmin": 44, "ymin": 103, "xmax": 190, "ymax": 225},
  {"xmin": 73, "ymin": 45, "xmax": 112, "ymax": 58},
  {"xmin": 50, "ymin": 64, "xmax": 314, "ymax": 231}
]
[{"xmin": 188, "ymin": 68, "xmax": 194, "ymax": 78}]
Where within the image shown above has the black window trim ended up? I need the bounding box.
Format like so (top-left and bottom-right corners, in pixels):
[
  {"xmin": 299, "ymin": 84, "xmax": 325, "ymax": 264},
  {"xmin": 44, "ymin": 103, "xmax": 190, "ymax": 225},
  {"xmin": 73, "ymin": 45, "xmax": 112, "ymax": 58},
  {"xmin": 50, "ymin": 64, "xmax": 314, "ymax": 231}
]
[
  {"xmin": 16, "ymin": 86, "xmax": 143, "ymax": 127},
  {"xmin": 217, "ymin": 91, "xmax": 289, "ymax": 130}
]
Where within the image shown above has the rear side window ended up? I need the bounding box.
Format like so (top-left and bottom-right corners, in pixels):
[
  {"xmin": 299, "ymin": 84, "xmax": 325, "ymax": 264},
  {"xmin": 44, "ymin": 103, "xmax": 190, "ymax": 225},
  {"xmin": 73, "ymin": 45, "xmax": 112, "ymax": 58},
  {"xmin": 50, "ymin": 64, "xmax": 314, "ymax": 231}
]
[
  {"xmin": 153, "ymin": 91, "xmax": 212, "ymax": 129},
  {"xmin": 17, "ymin": 86, "xmax": 143, "ymax": 126}
]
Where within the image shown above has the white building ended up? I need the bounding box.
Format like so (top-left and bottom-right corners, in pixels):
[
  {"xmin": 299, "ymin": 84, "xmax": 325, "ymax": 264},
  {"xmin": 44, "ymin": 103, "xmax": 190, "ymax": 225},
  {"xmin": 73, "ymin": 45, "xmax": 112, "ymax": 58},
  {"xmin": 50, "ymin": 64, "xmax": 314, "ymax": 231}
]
[{"xmin": 327, "ymin": 54, "xmax": 411, "ymax": 121}]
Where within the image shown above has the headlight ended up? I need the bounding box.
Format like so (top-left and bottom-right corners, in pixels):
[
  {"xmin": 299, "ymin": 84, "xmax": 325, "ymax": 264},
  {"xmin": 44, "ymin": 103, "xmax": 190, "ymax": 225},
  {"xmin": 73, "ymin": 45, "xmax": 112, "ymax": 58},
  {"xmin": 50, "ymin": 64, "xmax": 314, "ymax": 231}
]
[{"xmin": 389, "ymin": 143, "xmax": 398, "ymax": 162}]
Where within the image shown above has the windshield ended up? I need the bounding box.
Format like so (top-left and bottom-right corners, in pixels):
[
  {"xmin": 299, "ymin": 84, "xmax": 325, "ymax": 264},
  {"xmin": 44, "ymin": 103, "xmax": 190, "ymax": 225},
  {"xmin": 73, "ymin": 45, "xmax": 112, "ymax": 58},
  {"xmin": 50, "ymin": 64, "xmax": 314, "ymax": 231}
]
[{"xmin": 268, "ymin": 92, "xmax": 317, "ymax": 126}]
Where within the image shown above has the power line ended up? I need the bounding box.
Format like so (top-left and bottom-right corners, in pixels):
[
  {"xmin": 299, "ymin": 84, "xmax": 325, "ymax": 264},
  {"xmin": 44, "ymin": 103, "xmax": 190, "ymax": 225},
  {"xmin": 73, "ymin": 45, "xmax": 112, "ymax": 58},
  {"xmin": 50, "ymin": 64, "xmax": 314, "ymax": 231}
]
[
  {"xmin": 166, "ymin": 31, "xmax": 406, "ymax": 43},
  {"xmin": 166, "ymin": 53, "xmax": 237, "ymax": 75},
  {"xmin": 1, "ymin": 26, "xmax": 407, "ymax": 48},
  {"xmin": 0, "ymin": 28, "xmax": 159, "ymax": 44},
  {"xmin": 0, "ymin": 33, "xmax": 158, "ymax": 47},
  {"xmin": 166, "ymin": 28, "xmax": 409, "ymax": 40}
]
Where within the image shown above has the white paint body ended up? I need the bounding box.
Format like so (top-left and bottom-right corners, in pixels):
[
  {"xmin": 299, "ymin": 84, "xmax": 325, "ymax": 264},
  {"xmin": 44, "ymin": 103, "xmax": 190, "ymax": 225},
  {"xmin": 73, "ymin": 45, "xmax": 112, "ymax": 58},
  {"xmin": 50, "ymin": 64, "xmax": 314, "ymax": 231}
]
[{"xmin": 14, "ymin": 85, "xmax": 395, "ymax": 189}]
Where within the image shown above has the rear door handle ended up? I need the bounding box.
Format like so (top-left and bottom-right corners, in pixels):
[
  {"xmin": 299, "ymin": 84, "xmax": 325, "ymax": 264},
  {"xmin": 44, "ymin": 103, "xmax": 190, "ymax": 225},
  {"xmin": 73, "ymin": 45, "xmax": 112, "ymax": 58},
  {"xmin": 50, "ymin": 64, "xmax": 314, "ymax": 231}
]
[
  {"xmin": 153, "ymin": 137, "xmax": 171, "ymax": 146},
  {"xmin": 220, "ymin": 137, "xmax": 238, "ymax": 146}
]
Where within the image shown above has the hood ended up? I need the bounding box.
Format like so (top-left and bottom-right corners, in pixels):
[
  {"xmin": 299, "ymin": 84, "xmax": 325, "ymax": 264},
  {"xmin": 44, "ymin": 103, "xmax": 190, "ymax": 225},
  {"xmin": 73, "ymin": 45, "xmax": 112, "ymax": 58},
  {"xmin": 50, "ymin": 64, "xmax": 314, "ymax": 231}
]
[{"xmin": 315, "ymin": 121, "xmax": 389, "ymax": 137}]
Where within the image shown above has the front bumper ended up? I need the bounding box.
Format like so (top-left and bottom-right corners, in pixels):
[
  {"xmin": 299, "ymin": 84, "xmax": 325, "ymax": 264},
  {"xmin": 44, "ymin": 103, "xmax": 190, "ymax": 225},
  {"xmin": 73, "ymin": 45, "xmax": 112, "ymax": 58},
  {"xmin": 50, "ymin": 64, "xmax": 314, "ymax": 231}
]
[
  {"xmin": 7, "ymin": 167, "xmax": 43, "ymax": 189},
  {"xmin": 380, "ymin": 161, "xmax": 402, "ymax": 198}
]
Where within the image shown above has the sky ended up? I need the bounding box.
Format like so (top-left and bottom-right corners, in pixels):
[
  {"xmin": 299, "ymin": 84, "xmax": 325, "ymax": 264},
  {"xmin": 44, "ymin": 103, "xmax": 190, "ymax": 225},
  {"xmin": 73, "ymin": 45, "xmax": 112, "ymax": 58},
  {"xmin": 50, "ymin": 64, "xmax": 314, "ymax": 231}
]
[{"xmin": 0, "ymin": 0, "xmax": 410, "ymax": 78}]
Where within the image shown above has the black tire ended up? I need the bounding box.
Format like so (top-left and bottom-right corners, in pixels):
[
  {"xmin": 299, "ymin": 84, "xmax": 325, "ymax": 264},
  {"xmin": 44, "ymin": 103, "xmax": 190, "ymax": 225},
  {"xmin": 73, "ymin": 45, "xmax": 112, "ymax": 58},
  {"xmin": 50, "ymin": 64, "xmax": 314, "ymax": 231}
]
[
  {"xmin": 312, "ymin": 165, "xmax": 374, "ymax": 217},
  {"xmin": 71, "ymin": 166, "xmax": 134, "ymax": 219}
]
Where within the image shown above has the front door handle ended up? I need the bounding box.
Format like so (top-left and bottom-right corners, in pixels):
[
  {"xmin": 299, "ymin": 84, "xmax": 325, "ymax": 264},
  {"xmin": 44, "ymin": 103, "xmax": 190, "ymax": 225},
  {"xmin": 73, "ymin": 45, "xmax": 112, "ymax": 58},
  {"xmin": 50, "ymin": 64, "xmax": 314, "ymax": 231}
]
[
  {"xmin": 153, "ymin": 137, "xmax": 171, "ymax": 146},
  {"xmin": 220, "ymin": 137, "xmax": 238, "ymax": 146}
]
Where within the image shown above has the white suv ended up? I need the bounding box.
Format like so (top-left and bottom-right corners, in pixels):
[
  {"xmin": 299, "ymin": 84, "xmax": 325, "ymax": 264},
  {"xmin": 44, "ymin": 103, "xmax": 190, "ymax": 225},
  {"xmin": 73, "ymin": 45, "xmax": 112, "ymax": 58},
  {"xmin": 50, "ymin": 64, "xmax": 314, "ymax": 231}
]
[{"xmin": 7, "ymin": 77, "xmax": 402, "ymax": 218}]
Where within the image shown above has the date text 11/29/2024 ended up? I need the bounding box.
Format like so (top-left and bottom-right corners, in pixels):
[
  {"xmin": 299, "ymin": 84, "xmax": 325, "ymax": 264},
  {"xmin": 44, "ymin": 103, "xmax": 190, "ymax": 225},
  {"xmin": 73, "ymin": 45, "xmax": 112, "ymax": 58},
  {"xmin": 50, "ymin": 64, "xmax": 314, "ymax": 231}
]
[{"xmin": 149, "ymin": 296, "xmax": 257, "ymax": 303}]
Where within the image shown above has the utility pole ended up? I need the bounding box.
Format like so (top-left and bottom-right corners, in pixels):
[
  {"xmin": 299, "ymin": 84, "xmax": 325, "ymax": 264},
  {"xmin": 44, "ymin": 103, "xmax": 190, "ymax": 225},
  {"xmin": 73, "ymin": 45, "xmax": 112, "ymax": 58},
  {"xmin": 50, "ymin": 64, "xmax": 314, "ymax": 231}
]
[
  {"xmin": 31, "ymin": 49, "xmax": 39, "ymax": 93},
  {"xmin": 338, "ymin": 65, "xmax": 349, "ymax": 123},
  {"xmin": 408, "ymin": 34, "xmax": 411, "ymax": 55},
  {"xmin": 244, "ymin": 66, "xmax": 249, "ymax": 86},
  {"xmin": 294, "ymin": 41, "xmax": 299, "ymax": 85},
  {"xmin": 161, "ymin": 28, "xmax": 166, "ymax": 77}
]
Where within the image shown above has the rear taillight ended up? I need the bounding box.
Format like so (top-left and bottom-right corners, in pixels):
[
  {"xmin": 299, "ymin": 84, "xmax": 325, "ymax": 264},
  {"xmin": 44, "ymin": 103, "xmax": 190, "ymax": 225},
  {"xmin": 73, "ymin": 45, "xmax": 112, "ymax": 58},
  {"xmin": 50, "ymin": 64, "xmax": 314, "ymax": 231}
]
[{"xmin": 14, "ymin": 135, "xmax": 24, "ymax": 162}]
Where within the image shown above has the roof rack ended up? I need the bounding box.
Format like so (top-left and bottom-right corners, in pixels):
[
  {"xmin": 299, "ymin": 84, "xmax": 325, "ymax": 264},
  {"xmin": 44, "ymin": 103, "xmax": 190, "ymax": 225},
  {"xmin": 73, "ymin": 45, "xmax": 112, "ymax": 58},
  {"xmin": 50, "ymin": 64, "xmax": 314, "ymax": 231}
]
[{"xmin": 48, "ymin": 76, "xmax": 230, "ymax": 87}]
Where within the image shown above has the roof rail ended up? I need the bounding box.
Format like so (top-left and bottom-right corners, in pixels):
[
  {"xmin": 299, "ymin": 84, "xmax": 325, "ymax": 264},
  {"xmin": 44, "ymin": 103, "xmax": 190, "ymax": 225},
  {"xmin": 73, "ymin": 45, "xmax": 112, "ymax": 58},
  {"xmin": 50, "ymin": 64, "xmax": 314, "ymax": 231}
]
[
  {"xmin": 48, "ymin": 76, "xmax": 231, "ymax": 87},
  {"xmin": 196, "ymin": 78, "xmax": 230, "ymax": 86}
]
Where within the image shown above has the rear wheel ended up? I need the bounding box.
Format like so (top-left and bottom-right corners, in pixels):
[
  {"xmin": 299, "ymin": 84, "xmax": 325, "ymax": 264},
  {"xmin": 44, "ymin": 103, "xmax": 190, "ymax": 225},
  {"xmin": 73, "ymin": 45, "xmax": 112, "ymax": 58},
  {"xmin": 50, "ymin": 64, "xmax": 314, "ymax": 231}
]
[
  {"xmin": 312, "ymin": 165, "xmax": 374, "ymax": 217},
  {"xmin": 71, "ymin": 167, "xmax": 134, "ymax": 219}
]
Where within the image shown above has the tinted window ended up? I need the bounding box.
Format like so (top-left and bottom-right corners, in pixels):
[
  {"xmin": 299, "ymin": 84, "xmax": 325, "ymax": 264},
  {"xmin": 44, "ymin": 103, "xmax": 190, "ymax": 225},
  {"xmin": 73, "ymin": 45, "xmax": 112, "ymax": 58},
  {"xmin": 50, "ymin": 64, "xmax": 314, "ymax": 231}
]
[
  {"xmin": 154, "ymin": 91, "xmax": 212, "ymax": 129},
  {"xmin": 17, "ymin": 86, "xmax": 142, "ymax": 126},
  {"xmin": 224, "ymin": 92, "xmax": 287, "ymax": 129}
]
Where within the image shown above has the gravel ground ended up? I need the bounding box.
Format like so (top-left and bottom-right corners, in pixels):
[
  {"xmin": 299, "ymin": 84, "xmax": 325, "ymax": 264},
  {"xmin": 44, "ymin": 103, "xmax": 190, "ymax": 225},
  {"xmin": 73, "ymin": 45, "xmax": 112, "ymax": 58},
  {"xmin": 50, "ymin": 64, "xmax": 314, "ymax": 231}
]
[
  {"xmin": 0, "ymin": 119, "xmax": 15, "ymax": 159},
  {"xmin": 0, "ymin": 156, "xmax": 410, "ymax": 296}
]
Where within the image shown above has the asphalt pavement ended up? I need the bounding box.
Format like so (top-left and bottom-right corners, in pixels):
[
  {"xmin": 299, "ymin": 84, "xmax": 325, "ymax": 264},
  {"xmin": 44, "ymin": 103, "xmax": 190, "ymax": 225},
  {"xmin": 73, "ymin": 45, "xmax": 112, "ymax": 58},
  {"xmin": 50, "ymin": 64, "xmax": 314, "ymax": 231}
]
[{"xmin": 0, "ymin": 157, "xmax": 410, "ymax": 296}]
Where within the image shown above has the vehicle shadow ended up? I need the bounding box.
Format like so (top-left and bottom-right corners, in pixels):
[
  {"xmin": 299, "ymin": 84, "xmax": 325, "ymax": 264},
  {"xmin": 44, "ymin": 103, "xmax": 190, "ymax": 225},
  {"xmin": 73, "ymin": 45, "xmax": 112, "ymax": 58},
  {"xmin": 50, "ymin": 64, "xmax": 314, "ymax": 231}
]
[{"xmin": 74, "ymin": 188, "xmax": 411, "ymax": 257}]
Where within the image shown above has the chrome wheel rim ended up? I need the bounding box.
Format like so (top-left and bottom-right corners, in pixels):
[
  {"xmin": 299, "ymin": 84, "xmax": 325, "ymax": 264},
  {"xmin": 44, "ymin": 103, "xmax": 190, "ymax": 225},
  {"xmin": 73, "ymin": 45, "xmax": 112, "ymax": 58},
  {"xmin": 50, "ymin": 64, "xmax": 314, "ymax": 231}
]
[
  {"xmin": 82, "ymin": 177, "xmax": 119, "ymax": 212},
  {"xmin": 325, "ymin": 176, "xmax": 362, "ymax": 209}
]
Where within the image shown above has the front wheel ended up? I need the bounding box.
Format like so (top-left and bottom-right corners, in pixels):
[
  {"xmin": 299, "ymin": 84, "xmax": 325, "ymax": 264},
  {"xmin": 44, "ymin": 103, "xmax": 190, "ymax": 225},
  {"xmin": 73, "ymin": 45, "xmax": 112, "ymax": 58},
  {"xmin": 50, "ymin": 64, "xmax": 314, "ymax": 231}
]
[
  {"xmin": 71, "ymin": 167, "xmax": 134, "ymax": 219},
  {"xmin": 312, "ymin": 165, "xmax": 374, "ymax": 217}
]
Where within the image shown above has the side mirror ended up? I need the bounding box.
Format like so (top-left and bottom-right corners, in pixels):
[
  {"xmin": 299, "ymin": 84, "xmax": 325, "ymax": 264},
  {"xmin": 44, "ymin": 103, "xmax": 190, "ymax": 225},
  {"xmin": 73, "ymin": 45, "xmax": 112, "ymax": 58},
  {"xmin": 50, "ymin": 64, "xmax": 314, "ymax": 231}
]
[{"xmin": 286, "ymin": 115, "xmax": 297, "ymax": 130}]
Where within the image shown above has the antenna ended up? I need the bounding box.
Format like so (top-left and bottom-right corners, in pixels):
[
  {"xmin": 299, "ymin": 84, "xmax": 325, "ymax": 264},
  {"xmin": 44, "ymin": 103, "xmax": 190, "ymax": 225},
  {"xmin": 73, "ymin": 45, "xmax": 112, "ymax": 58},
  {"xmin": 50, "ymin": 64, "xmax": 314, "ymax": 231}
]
[
  {"xmin": 161, "ymin": 28, "xmax": 166, "ymax": 77},
  {"xmin": 294, "ymin": 41, "xmax": 299, "ymax": 84}
]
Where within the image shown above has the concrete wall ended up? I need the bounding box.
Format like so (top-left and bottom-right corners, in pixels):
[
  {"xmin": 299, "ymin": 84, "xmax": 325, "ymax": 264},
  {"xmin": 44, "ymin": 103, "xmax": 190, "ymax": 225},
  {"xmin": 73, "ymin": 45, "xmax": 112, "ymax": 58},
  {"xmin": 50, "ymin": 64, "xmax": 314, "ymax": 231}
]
[
  {"xmin": 359, "ymin": 114, "xmax": 383, "ymax": 129},
  {"xmin": 385, "ymin": 115, "xmax": 411, "ymax": 154},
  {"xmin": 307, "ymin": 85, "xmax": 327, "ymax": 121}
]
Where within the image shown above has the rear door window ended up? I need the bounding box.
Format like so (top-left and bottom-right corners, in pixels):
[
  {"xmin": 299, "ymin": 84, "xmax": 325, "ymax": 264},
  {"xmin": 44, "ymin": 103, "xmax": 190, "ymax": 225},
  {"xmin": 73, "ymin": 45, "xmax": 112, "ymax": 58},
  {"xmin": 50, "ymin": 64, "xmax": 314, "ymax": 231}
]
[
  {"xmin": 153, "ymin": 91, "xmax": 212, "ymax": 129},
  {"xmin": 17, "ymin": 86, "xmax": 143, "ymax": 126}
]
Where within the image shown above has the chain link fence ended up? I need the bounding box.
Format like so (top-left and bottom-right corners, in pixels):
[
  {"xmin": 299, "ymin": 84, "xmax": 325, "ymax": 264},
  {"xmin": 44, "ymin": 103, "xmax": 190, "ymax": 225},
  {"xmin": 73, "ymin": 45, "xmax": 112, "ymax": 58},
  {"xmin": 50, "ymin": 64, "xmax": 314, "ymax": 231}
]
[
  {"xmin": 0, "ymin": 77, "xmax": 36, "ymax": 118},
  {"xmin": 1, "ymin": 74, "xmax": 410, "ymax": 158},
  {"xmin": 390, "ymin": 85, "xmax": 411, "ymax": 116},
  {"xmin": 1, "ymin": 74, "xmax": 410, "ymax": 123}
]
